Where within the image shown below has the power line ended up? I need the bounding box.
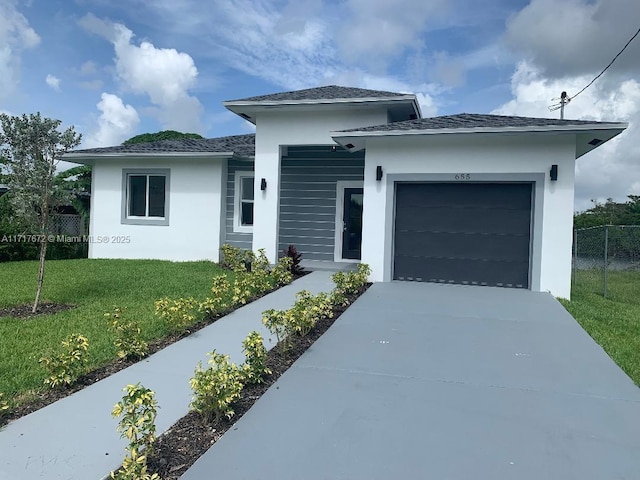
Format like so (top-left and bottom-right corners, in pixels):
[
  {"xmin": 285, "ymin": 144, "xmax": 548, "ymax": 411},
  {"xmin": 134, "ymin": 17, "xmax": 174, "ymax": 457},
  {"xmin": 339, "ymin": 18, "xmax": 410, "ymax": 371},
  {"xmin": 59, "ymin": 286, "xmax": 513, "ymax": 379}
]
[{"xmin": 569, "ymin": 26, "xmax": 640, "ymax": 101}]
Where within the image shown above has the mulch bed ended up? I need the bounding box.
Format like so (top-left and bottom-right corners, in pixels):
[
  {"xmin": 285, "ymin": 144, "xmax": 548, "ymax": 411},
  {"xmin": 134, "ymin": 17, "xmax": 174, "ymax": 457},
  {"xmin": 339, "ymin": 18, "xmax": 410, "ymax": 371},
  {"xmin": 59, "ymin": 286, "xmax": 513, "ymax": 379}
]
[
  {"xmin": 146, "ymin": 284, "xmax": 369, "ymax": 479},
  {"xmin": 0, "ymin": 302, "xmax": 76, "ymax": 319}
]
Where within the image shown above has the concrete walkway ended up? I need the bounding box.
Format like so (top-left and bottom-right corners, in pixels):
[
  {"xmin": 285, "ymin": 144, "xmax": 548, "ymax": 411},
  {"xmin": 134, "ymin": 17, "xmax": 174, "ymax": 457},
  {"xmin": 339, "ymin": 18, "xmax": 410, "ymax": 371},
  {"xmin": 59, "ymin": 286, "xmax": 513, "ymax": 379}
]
[
  {"xmin": 182, "ymin": 281, "xmax": 640, "ymax": 480},
  {"xmin": 0, "ymin": 271, "xmax": 335, "ymax": 480}
]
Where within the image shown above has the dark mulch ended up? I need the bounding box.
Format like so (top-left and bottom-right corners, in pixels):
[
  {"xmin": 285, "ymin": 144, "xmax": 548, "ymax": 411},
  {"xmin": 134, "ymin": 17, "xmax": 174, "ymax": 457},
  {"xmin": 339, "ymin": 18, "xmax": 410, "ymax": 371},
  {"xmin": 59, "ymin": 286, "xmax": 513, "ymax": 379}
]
[
  {"xmin": 0, "ymin": 302, "xmax": 76, "ymax": 319},
  {"xmin": 1, "ymin": 272, "xmax": 310, "ymax": 428},
  {"xmin": 146, "ymin": 285, "xmax": 369, "ymax": 480}
]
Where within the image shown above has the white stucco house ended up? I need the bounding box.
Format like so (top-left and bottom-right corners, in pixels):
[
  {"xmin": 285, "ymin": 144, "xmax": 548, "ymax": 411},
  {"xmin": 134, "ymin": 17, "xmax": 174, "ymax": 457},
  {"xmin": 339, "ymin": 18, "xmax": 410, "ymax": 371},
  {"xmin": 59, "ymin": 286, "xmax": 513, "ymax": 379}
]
[{"xmin": 64, "ymin": 85, "xmax": 627, "ymax": 298}]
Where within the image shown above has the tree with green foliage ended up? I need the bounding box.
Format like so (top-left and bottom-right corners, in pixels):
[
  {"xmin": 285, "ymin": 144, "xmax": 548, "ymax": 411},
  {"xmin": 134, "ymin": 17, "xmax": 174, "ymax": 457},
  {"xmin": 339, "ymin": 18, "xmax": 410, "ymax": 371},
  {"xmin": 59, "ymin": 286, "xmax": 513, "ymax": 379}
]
[
  {"xmin": 0, "ymin": 113, "xmax": 82, "ymax": 312},
  {"xmin": 574, "ymin": 196, "xmax": 640, "ymax": 229},
  {"xmin": 55, "ymin": 164, "xmax": 91, "ymax": 218},
  {"xmin": 122, "ymin": 130, "xmax": 203, "ymax": 145}
]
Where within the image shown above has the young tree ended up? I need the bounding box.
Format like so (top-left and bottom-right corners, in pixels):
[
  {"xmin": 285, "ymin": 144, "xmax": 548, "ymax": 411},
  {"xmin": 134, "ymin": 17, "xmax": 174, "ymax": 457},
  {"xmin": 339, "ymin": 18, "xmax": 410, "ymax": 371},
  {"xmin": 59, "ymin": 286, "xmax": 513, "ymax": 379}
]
[{"xmin": 0, "ymin": 113, "xmax": 82, "ymax": 312}]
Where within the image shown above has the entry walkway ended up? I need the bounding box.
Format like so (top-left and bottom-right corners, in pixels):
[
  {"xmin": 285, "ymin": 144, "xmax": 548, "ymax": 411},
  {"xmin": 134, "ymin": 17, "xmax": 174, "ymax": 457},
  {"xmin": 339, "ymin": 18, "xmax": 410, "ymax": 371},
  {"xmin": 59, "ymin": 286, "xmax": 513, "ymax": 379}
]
[
  {"xmin": 183, "ymin": 281, "xmax": 640, "ymax": 480},
  {"xmin": 0, "ymin": 271, "xmax": 335, "ymax": 480}
]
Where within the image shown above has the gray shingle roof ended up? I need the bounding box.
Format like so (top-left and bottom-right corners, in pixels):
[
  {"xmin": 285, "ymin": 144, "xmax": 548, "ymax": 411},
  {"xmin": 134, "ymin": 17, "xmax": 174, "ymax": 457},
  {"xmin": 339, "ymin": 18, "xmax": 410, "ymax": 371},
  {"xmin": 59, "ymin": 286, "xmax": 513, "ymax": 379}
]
[
  {"xmin": 336, "ymin": 113, "xmax": 626, "ymax": 133},
  {"xmin": 225, "ymin": 85, "xmax": 408, "ymax": 103},
  {"xmin": 69, "ymin": 134, "xmax": 256, "ymax": 157}
]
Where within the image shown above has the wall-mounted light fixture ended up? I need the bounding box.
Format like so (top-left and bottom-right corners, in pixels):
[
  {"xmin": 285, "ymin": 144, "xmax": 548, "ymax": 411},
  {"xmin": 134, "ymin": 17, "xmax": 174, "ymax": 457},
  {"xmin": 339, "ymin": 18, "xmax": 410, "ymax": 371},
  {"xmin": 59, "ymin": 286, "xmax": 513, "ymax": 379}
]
[
  {"xmin": 376, "ymin": 165, "xmax": 383, "ymax": 182},
  {"xmin": 260, "ymin": 178, "xmax": 267, "ymax": 191},
  {"xmin": 550, "ymin": 164, "xmax": 558, "ymax": 181}
]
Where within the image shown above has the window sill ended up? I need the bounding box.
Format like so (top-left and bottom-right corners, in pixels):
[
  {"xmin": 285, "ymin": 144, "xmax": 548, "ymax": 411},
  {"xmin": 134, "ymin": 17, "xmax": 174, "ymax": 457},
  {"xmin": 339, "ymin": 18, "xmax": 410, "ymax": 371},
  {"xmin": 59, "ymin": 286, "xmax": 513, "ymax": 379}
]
[{"xmin": 122, "ymin": 217, "xmax": 170, "ymax": 226}]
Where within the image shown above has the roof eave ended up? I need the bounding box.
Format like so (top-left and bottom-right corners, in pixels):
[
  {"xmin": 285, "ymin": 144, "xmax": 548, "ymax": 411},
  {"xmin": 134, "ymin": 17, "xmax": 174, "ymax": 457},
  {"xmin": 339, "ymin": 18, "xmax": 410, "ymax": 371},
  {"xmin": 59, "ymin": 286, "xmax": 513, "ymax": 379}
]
[
  {"xmin": 224, "ymin": 96, "xmax": 419, "ymax": 124},
  {"xmin": 63, "ymin": 151, "xmax": 237, "ymax": 165},
  {"xmin": 331, "ymin": 123, "xmax": 629, "ymax": 154}
]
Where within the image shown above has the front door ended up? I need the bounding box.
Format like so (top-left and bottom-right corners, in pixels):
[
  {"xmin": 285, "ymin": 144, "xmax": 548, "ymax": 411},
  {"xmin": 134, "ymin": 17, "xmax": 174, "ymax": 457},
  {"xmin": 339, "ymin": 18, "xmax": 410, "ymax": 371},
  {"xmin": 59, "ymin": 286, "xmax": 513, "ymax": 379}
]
[{"xmin": 342, "ymin": 188, "xmax": 363, "ymax": 259}]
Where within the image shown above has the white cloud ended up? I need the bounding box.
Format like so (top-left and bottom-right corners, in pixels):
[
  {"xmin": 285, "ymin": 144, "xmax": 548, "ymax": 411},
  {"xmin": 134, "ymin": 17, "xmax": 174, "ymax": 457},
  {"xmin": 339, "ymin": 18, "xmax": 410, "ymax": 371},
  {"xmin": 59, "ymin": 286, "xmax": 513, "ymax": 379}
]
[
  {"xmin": 45, "ymin": 74, "xmax": 60, "ymax": 91},
  {"xmin": 83, "ymin": 93, "xmax": 140, "ymax": 148},
  {"xmin": 79, "ymin": 13, "xmax": 203, "ymax": 133},
  {"xmin": 0, "ymin": 0, "xmax": 40, "ymax": 101},
  {"xmin": 493, "ymin": 61, "xmax": 640, "ymax": 212},
  {"xmin": 504, "ymin": 0, "xmax": 640, "ymax": 79}
]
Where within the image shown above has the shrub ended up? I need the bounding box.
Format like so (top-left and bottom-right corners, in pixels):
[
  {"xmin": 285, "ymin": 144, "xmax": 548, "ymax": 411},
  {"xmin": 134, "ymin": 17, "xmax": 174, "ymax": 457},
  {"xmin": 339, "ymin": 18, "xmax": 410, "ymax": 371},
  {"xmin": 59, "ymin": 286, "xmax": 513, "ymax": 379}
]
[
  {"xmin": 281, "ymin": 244, "xmax": 305, "ymax": 275},
  {"xmin": 199, "ymin": 275, "xmax": 232, "ymax": 316},
  {"xmin": 106, "ymin": 307, "xmax": 148, "ymax": 360},
  {"xmin": 190, "ymin": 350, "xmax": 244, "ymax": 422},
  {"xmin": 241, "ymin": 331, "xmax": 271, "ymax": 384},
  {"xmin": 331, "ymin": 263, "xmax": 371, "ymax": 305},
  {"xmin": 39, "ymin": 334, "xmax": 89, "ymax": 388},
  {"xmin": 270, "ymin": 256, "xmax": 293, "ymax": 287},
  {"xmin": 0, "ymin": 392, "xmax": 9, "ymax": 419},
  {"xmin": 262, "ymin": 308, "xmax": 290, "ymax": 345},
  {"xmin": 155, "ymin": 297, "xmax": 199, "ymax": 333},
  {"xmin": 110, "ymin": 383, "xmax": 159, "ymax": 480},
  {"xmin": 220, "ymin": 244, "xmax": 248, "ymax": 272},
  {"xmin": 231, "ymin": 272, "xmax": 255, "ymax": 307}
]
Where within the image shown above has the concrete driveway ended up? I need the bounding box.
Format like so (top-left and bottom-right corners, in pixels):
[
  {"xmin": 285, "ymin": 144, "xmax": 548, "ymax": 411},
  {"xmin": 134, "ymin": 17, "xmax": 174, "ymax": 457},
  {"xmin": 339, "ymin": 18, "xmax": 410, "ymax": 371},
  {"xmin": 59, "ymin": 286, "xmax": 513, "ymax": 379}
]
[{"xmin": 183, "ymin": 282, "xmax": 640, "ymax": 480}]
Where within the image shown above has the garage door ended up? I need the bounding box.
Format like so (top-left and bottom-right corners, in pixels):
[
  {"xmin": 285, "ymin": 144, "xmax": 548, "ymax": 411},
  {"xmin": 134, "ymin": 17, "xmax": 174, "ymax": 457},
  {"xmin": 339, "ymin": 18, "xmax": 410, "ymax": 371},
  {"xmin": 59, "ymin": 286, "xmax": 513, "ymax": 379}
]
[{"xmin": 394, "ymin": 182, "xmax": 532, "ymax": 288}]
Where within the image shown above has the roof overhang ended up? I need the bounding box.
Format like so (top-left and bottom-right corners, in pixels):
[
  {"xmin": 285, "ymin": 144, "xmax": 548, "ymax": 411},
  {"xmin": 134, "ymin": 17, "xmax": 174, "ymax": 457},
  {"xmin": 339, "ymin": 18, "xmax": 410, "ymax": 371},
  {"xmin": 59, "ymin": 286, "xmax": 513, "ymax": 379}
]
[
  {"xmin": 331, "ymin": 123, "xmax": 628, "ymax": 159},
  {"xmin": 63, "ymin": 151, "xmax": 239, "ymax": 166},
  {"xmin": 224, "ymin": 96, "xmax": 421, "ymax": 124}
]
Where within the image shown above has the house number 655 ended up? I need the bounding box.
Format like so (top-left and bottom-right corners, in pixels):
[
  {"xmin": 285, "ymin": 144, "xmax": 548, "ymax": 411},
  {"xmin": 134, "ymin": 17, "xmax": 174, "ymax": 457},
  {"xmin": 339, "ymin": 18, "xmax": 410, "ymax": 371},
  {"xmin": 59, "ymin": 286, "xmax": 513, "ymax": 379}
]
[{"xmin": 454, "ymin": 174, "xmax": 471, "ymax": 180}]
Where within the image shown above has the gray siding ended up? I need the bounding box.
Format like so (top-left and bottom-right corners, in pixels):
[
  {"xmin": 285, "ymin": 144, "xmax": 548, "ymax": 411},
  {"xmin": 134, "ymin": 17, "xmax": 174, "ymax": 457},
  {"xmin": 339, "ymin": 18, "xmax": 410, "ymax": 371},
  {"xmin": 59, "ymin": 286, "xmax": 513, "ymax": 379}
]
[
  {"xmin": 225, "ymin": 158, "xmax": 254, "ymax": 250},
  {"xmin": 278, "ymin": 146, "xmax": 365, "ymax": 261}
]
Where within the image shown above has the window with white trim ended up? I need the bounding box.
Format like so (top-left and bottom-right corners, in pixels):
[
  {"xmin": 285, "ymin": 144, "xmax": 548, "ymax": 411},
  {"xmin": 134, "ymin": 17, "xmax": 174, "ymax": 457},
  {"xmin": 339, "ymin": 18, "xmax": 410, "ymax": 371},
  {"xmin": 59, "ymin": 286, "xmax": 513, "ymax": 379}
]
[
  {"xmin": 122, "ymin": 169, "xmax": 170, "ymax": 226},
  {"xmin": 234, "ymin": 171, "xmax": 254, "ymax": 232}
]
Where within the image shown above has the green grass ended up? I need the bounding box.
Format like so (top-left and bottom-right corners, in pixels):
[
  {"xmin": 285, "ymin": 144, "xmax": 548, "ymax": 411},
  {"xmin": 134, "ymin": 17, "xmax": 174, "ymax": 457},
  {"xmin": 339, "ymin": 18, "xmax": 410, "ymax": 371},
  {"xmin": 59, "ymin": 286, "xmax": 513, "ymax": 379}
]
[
  {"xmin": 0, "ymin": 259, "xmax": 227, "ymax": 403},
  {"xmin": 561, "ymin": 269, "xmax": 640, "ymax": 386}
]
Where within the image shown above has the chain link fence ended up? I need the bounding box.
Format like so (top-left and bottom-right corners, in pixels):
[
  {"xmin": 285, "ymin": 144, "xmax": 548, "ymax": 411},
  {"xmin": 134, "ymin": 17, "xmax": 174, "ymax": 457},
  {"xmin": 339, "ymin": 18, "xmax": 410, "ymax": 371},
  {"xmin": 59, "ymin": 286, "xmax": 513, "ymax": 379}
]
[{"xmin": 572, "ymin": 225, "xmax": 640, "ymax": 299}]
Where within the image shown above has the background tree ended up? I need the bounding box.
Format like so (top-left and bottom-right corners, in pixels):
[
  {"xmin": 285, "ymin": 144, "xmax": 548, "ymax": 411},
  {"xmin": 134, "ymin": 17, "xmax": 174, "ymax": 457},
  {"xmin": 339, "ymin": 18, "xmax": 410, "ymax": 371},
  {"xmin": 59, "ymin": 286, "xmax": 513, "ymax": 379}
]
[
  {"xmin": 122, "ymin": 130, "xmax": 203, "ymax": 145},
  {"xmin": 55, "ymin": 164, "xmax": 92, "ymax": 218},
  {"xmin": 574, "ymin": 196, "xmax": 640, "ymax": 228},
  {"xmin": 0, "ymin": 113, "xmax": 82, "ymax": 312}
]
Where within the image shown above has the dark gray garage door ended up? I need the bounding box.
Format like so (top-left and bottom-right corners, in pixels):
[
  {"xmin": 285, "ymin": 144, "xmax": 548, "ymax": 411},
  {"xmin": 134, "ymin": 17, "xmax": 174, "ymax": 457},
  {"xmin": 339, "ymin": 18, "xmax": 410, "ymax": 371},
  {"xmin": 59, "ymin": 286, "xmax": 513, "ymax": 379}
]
[{"xmin": 394, "ymin": 183, "xmax": 532, "ymax": 288}]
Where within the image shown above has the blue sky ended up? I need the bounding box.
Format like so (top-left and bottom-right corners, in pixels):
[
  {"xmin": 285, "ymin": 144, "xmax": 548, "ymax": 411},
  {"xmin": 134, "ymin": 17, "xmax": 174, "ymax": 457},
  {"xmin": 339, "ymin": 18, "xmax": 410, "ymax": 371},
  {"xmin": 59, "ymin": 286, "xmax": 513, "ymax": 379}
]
[{"xmin": 1, "ymin": 0, "xmax": 639, "ymax": 211}]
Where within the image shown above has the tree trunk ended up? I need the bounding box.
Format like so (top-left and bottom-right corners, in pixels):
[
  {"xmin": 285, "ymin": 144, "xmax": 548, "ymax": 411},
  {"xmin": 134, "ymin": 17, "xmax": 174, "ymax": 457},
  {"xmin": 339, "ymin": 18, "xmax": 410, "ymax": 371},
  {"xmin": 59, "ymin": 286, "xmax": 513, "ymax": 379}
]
[{"xmin": 33, "ymin": 237, "xmax": 48, "ymax": 313}]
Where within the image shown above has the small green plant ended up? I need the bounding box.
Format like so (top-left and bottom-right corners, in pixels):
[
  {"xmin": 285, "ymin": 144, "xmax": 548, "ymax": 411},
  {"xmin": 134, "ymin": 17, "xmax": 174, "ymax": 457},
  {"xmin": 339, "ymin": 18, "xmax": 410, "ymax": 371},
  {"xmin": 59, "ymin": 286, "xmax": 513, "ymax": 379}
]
[
  {"xmin": 262, "ymin": 308, "xmax": 290, "ymax": 345},
  {"xmin": 106, "ymin": 307, "xmax": 148, "ymax": 360},
  {"xmin": 241, "ymin": 331, "xmax": 271, "ymax": 384},
  {"xmin": 281, "ymin": 244, "xmax": 305, "ymax": 275},
  {"xmin": 331, "ymin": 263, "xmax": 371, "ymax": 305},
  {"xmin": 220, "ymin": 243, "xmax": 249, "ymax": 272},
  {"xmin": 199, "ymin": 275, "xmax": 232, "ymax": 316},
  {"xmin": 0, "ymin": 392, "xmax": 10, "ymax": 419},
  {"xmin": 155, "ymin": 297, "xmax": 199, "ymax": 333},
  {"xmin": 270, "ymin": 256, "xmax": 293, "ymax": 287},
  {"xmin": 190, "ymin": 350, "xmax": 244, "ymax": 422},
  {"xmin": 39, "ymin": 333, "xmax": 89, "ymax": 388},
  {"xmin": 110, "ymin": 383, "xmax": 159, "ymax": 480},
  {"xmin": 231, "ymin": 272, "xmax": 255, "ymax": 306}
]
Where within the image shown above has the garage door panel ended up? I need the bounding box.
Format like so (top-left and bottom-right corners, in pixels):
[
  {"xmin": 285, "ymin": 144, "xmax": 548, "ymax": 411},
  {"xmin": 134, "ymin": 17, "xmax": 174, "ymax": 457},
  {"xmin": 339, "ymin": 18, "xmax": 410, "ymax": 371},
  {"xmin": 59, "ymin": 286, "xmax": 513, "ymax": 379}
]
[
  {"xmin": 394, "ymin": 182, "xmax": 532, "ymax": 288},
  {"xmin": 396, "ymin": 183, "xmax": 532, "ymax": 209},
  {"xmin": 394, "ymin": 231, "xmax": 530, "ymax": 262},
  {"xmin": 396, "ymin": 207, "xmax": 532, "ymax": 235},
  {"xmin": 394, "ymin": 255, "xmax": 530, "ymax": 287}
]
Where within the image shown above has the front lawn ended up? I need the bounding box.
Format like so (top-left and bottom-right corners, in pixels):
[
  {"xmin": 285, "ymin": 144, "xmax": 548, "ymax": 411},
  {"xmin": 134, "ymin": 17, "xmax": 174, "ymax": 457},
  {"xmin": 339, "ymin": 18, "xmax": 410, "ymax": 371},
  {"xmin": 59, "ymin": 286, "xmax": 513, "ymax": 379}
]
[
  {"xmin": 0, "ymin": 259, "xmax": 227, "ymax": 403},
  {"xmin": 561, "ymin": 269, "xmax": 640, "ymax": 386}
]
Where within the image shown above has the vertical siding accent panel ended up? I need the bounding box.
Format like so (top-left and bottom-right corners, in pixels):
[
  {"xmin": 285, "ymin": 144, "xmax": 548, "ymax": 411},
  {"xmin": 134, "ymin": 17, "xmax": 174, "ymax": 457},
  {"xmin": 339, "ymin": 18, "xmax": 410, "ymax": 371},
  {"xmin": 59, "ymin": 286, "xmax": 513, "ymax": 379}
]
[
  {"xmin": 225, "ymin": 159, "xmax": 254, "ymax": 250},
  {"xmin": 278, "ymin": 147, "xmax": 364, "ymax": 261}
]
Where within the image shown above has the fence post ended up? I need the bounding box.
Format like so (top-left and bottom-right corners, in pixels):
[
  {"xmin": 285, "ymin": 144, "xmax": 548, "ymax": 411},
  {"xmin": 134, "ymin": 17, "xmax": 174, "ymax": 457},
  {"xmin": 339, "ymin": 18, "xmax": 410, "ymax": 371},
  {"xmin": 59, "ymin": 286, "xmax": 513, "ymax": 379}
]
[
  {"xmin": 603, "ymin": 225, "xmax": 609, "ymax": 298},
  {"xmin": 573, "ymin": 229, "xmax": 577, "ymax": 288}
]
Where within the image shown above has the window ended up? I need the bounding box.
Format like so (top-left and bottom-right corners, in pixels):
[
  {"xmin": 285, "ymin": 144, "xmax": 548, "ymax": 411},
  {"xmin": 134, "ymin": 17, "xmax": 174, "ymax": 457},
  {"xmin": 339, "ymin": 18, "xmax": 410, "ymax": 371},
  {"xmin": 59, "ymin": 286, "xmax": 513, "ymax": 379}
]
[
  {"xmin": 234, "ymin": 172, "xmax": 254, "ymax": 232},
  {"xmin": 121, "ymin": 169, "xmax": 170, "ymax": 226}
]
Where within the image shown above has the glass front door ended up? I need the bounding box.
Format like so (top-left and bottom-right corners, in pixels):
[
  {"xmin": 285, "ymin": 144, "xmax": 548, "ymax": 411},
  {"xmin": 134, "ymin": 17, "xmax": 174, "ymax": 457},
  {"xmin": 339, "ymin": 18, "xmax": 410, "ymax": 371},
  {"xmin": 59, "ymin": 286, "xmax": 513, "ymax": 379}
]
[{"xmin": 342, "ymin": 188, "xmax": 363, "ymax": 260}]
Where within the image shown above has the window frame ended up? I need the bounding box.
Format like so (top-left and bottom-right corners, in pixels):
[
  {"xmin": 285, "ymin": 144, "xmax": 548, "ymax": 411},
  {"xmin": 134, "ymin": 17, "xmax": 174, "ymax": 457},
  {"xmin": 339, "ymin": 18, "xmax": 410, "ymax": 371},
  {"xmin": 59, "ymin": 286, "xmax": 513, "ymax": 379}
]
[
  {"xmin": 234, "ymin": 171, "xmax": 255, "ymax": 233},
  {"xmin": 121, "ymin": 168, "xmax": 171, "ymax": 226}
]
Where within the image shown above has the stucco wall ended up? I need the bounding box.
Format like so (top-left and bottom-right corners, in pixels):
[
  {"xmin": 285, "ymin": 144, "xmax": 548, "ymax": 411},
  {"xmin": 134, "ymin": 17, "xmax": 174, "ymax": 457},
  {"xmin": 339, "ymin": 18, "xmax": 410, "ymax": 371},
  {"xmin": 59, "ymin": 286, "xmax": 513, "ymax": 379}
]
[
  {"xmin": 252, "ymin": 106, "xmax": 389, "ymax": 261},
  {"xmin": 88, "ymin": 158, "xmax": 224, "ymax": 261},
  {"xmin": 360, "ymin": 133, "xmax": 577, "ymax": 298}
]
